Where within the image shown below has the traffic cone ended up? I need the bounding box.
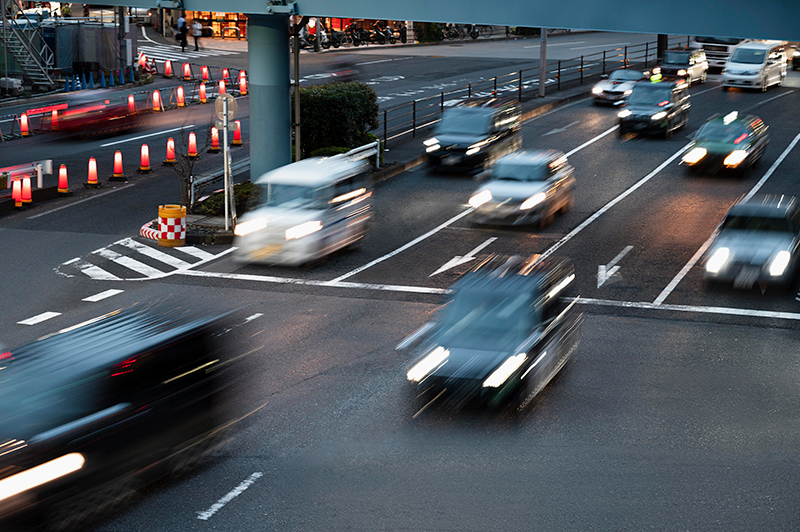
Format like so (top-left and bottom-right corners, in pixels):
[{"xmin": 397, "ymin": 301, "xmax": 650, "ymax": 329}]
[
  {"xmin": 100, "ymin": 71, "xmax": 106, "ymax": 88},
  {"xmin": 87, "ymin": 72, "xmax": 94, "ymax": 89},
  {"xmin": 12, "ymin": 177, "xmax": 22, "ymax": 208},
  {"xmin": 85, "ymin": 157, "xmax": 100, "ymax": 188},
  {"xmin": 58, "ymin": 164, "xmax": 72, "ymax": 196},
  {"xmin": 138, "ymin": 144, "xmax": 151, "ymax": 173},
  {"xmin": 163, "ymin": 137, "xmax": 176, "ymax": 166},
  {"xmin": 199, "ymin": 82, "xmax": 207, "ymax": 103},
  {"xmin": 152, "ymin": 90, "xmax": 163, "ymax": 112},
  {"xmin": 187, "ymin": 132, "xmax": 198, "ymax": 159},
  {"xmin": 238, "ymin": 70, "xmax": 246, "ymax": 82},
  {"xmin": 218, "ymin": 79, "xmax": 226, "ymax": 95},
  {"xmin": 19, "ymin": 114, "xmax": 30, "ymax": 137},
  {"xmin": 109, "ymin": 70, "xmax": 114, "ymax": 86},
  {"xmin": 110, "ymin": 151, "xmax": 125, "ymax": 181},
  {"xmin": 208, "ymin": 127, "xmax": 220, "ymax": 153},
  {"xmin": 201, "ymin": 65, "xmax": 209, "ymax": 81},
  {"xmin": 239, "ymin": 75, "xmax": 247, "ymax": 95},
  {"xmin": 232, "ymin": 120, "xmax": 242, "ymax": 146},
  {"xmin": 222, "ymin": 68, "xmax": 230, "ymax": 84},
  {"xmin": 182, "ymin": 63, "xmax": 191, "ymax": 81},
  {"xmin": 128, "ymin": 94, "xmax": 136, "ymax": 114},
  {"xmin": 73, "ymin": 75, "xmax": 80, "ymax": 90},
  {"xmin": 164, "ymin": 60, "xmax": 173, "ymax": 78},
  {"xmin": 118, "ymin": 69, "xmax": 124, "ymax": 86},
  {"xmin": 177, "ymin": 86, "xmax": 185, "ymax": 108},
  {"xmin": 63, "ymin": 76, "xmax": 71, "ymax": 92},
  {"xmin": 81, "ymin": 72, "xmax": 87, "ymax": 90},
  {"xmin": 51, "ymin": 110, "xmax": 59, "ymax": 131},
  {"xmin": 21, "ymin": 175, "xmax": 32, "ymax": 205},
  {"xmin": 129, "ymin": 66, "xmax": 135, "ymax": 83}
]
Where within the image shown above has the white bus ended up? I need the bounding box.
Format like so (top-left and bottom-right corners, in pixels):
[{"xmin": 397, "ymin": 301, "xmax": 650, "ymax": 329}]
[{"xmin": 690, "ymin": 36, "xmax": 747, "ymax": 69}]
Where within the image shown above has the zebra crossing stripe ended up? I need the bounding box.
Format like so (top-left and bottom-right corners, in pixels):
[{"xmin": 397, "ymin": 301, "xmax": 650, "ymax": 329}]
[
  {"xmin": 117, "ymin": 237, "xmax": 192, "ymax": 269},
  {"xmin": 175, "ymin": 246, "xmax": 216, "ymax": 261},
  {"xmin": 92, "ymin": 248, "xmax": 165, "ymax": 278},
  {"xmin": 65, "ymin": 257, "xmax": 123, "ymax": 281}
]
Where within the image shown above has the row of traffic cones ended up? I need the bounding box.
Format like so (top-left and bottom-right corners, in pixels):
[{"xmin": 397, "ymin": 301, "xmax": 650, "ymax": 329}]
[
  {"xmin": 165, "ymin": 61, "xmax": 243, "ymax": 85},
  {"xmin": 64, "ymin": 68, "xmax": 137, "ymax": 92}
]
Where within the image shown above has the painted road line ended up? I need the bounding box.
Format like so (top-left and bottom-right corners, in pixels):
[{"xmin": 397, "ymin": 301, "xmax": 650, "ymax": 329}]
[
  {"xmin": 118, "ymin": 237, "xmax": 192, "ymax": 269},
  {"xmin": 196, "ymin": 472, "xmax": 263, "ymax": 521},
  {"xmin": 356, "ymin": 57, "xmax": 413, "ymax": 66},
  {"xmin": 654, "ymin": 130, "xmax": 800, "ymax": 304},
  {"xmin": 523, "ymin": 41, "xmax": 586, "ymax": 48},
  {"xmin": 92, "ymin": 248, "xmax": 165, "ymax": 278},
  {"xmin": 327, "ymin": 208, "xmax": 475, "ymax": 283},
  {"xmin": 175, "ymin": 245, "xmax": 216, "ymax": 261},
  {"xmin": 538, "ymin": 143, "xmax": 692, "ymax": 263},
  {"xmin": 564, "ymin": 124, "xmax": 619, "ymax": 158},
  {"xmin": 743, "ymin": 90, "xmax": 794, "ymax": 113},
  {"xmin": 82, "ymin": 289, "xmax": 124, "ymax": 302},
  {"xmin": 27, "ymin": 185, "xmax": 135, "ymax": 220},
  {"xmin": 576, "ymin": 297, "xmax": 800, "ymax": 321},
  {"xmin": 64, "ymin": 257, "xmax": 123, "ymax": 281},
  {"xmin": 100, "ymin": 125, "xmax": 195, "ymax": 147},
  {"xmin": 18, "ymin": 312, "xmax": 61, "ymax": 325}
]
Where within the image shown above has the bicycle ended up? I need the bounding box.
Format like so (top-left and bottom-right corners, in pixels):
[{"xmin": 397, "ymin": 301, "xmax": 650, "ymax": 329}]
[{"xmin": 479, "ymin": 25, "xmax": 493, "ymax": 38}]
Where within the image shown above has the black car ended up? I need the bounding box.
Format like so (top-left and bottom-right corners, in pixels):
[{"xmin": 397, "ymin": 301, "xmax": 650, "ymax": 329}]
[
  {"xmin": 0, "ymin": 307, "xmax": 234, "ymax": 528},
  {"xmin": 656, "ymin": 47, "xmax": 708, "ymax": 86},
  {"xmin": 424, "ymin": 97, "xmax": 521, "ymax": 174},
  {"xmin": 617, "ymin": 78, "xmax": 690, "ymax": 139},
  {"xmin": 681, "ymin": 111, "xmax": 769, "ymax": 175},
  {"xmin": 399, "ymin": 254, "xmax": 581, "ymax": 412}
]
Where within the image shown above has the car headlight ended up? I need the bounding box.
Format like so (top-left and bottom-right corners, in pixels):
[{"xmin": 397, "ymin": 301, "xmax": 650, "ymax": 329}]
[
  {"xmin": 234, "ymin": 218, "xmax": 267, "ymax": 237},
  {"xmin": 519, "ymin": 192, "xmax": 546, "ymax": 210},
  {"xmin": 677, "ymin": 69, "xmax": 687, "ymax": 76},
  {"xmin": 618, "ymin": 109, "xmax": 631, "ymax": 118},
  {"xmin": 285, "ymin": 220, "xmax": 322, "ymax": 240},
  {"xmin": 483, "ymin": 353, "xmax": 527, "ymax": 388},
  {"xmin": 592, "ymin": 86, "xmax": 603, "ymax": 94},
  {"xmin": 651, "ymin": 111, "xmax": 667, "ymax": 121},
  {"xmin": 723, "ymin": 150, "xmax": 748, "ymax": 167},
  {"xmin": 682, "ymin": 147, "xmax": 707, "ymax": 164},
  {"xmin": 705, "ymin": 247, "xmax": 730, "ymax": 274},
  {"xmin": 469, "ymin": 190, "xmax": 492, "ymax": 208},
  {"xmin": 466, "ymin": 145, "xmax": 481, "ymax": 156},
  {"xmin": 769, "ymin": 250, "xmax": 791, "ymax": 277},
  {"xmin": 426, "ymin": 144, "xmax": 441, "ymax": 153},
  {"xmin": 623, "ymin": 89, "xmax": 632, "ymax": 95},
  {"xmin": 423, "ymin": 137, "xmax": 439, "ymax": 146},
  {"xmin": 407, "ymin": 346, "xmax": 449, "ymax": 382},
  {"xmin": 0, "ymin": 453, "xmax": 85, "ymax": 502}
]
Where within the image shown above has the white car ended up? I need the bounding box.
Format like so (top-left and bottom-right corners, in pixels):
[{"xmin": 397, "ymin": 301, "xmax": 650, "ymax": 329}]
[
  {"xmin": 722, "ymin": 41, "xmax": 787, "ymax": 91},
  {"xmin": 591, "ymin": 69, "xmax": 648, "ymax": 105}
]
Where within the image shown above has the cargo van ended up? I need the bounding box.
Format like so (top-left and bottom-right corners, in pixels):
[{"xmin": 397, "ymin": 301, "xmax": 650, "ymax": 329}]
[{"xmin": 722, "ymin": 41, "xmax": 787, "ymax": 91}]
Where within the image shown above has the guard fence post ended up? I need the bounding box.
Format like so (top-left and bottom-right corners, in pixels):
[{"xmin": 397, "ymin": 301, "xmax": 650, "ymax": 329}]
[
  {"xmin": 383, "ymin": 109, "xmax": 387, "ymax": 149},
  {"xmin": 468, "ymin": 83, "xmax": 471, "ymax": 98},
  {"xmin": 493, "ymin": 77, "xmax": 497, "ymax": 94},
  {"xmin": 602, "ymin": 50, "xmax": 606, "ymax": 76},
  {"xmin": 645, "ymin": 42, "xmax": 649, "ymax": 67},
  {"xmin": 557, "ymin": 60, "xmax": 561, "ymax": 91},
  {"xmin": 440, "ymin": 92, "xmax": 444, "ymax": 114},
  {"xmin": 624, "ymin": 45, "xmax": 628, "ymax": 66},
  {"xmin": 412, "ymin": 100, "xmax": 416, "ymax": 138},
  {"xmin": 518, "ymin": 70, "xmax": 522, "ymax": 101},
  {"xmin": 580, "ymin": 56, "xmax": 584, "ymax": 84}
]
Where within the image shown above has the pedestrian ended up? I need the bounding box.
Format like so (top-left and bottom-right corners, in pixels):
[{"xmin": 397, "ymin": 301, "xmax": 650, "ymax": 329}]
[
  {"xmin": 60, "ymin": 3, "xmax": 70, "ymax": 16},
  {"xmin": 191, "ymin": 18, "xmax": 203, "ymax": 51},
  {"xmin": 177, "ymin": 11, "xmax": 187, "ymax": 52},
  {"xmin": 82, "ymin": 4, "xmax": 89, "ymax": 17}
]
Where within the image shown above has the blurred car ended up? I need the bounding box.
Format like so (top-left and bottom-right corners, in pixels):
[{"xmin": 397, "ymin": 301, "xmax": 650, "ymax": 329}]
[
  {"xmin": 617, "ymin": 78, "xmax": 690, "ymax": 139},
  {"xmin": 793, "ymin": 48, "xmax": 800, "ymax": 70},
  {"xmin": 703, "ymin": 195, "xmax": 800, "ymax": 288},
  {"xmin": 468, "ymin": 150, "xmax": 575, "ymax": 228},
  {"xmin": 128, "ymin": 7, "xmax": 154, "ymax": 26},
  {"xmin": 399, "ymin": 254, "xmax": 581, "ymax": 411},
  {"xmin": 681, "ymin": 111, "xmax": 769, "ymax": 175},
  {"xmin": 591, "ymin": 68, "xmax": 648, "ymax": 105},
  {"xmin": 424, "ymin": 97, "xmax": 521, "ymax": 174},
  {"xmin": 721, "ymin": 41, "xmax": 786, "ymax": 91},
  {"xmin": 655, "ymin": 47, "xmax": 708, "ymax": 86},
  {"xmin": 57, "ymin": 90, "xmax": 142, "ymax": 138},
  {"xmin": 233, "ymin": 157, "xmax": 372, "ymax": 266},
  {"xmin": 328, "ymin": 58, "xmax": 360, "ymax": 81},
  {"xmin": 0, "ymin": 307, "xmax": 231, "ymax": 527}
]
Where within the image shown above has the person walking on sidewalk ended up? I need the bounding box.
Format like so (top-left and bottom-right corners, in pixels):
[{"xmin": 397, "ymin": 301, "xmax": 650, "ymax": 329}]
[
  {"xmin": 177, "ymin": 12, "xmax": 188, "ymax": 52},
  {"xmin": 192, "ymin": 18, "xmax": 203, "ymax": 51}
]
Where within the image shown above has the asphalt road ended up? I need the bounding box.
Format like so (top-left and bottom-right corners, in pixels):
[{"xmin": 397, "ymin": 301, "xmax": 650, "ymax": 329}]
[{"xmin": 3, "ymin": 37, "xmax": 800, "ymax": 531}]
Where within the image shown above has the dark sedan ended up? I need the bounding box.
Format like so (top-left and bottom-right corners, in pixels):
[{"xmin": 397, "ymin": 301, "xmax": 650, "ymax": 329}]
[
  {"xmin": 681, "ymin": 111, "xmax": 769, "ymax": 176},
  {"xmin": 617, "ymin": 78, "xmax": 690, "ymax": 139}
]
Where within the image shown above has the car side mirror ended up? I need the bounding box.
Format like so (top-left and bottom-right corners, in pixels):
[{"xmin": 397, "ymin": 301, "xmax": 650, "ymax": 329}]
[{"xmin": 601, "ymin": 74, "xmax": 608, "ymax": 79}]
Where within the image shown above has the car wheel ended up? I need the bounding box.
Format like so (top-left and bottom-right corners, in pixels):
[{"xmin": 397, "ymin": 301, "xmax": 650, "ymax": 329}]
[
  {"xmin": 561, "ymin": 193, "xmax": 574, "ymax": 214},
  {"xmin": 684, "ymin": 165, "xmax": 696, "ymax": 176},
  {"xmin": 779, "ymin": 73, "xmax": 785, "ymax": 86},
  {"xmin": 721, "ymin": 85, "xmax": 729, "ymax": 92},
  {"xmin": 618, "ymin": 127, "xmax": 626, "ymax": 137},
  {"xmin": 664, "ymin": 123, "xmax": 673, "ymax": 140},
  {"xmin": 761, "ymin": 77, "xmax": 768, "ymax": 92},
  {"xmin": 539, "ymin": 209, "xmax": 555, "ymax": 229},
  {"xmin": 700, "ymin": 70, "xmax": 707, "ymax": 83}
]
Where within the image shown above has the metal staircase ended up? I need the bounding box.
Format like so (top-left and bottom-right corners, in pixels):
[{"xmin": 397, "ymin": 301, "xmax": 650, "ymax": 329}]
[{"xmin": 1, "ymin": 4, "xmax": 55, "ymax": 90}]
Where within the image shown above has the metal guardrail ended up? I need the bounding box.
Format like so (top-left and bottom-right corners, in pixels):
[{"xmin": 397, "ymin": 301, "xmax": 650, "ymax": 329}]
[
  {"xmin": 0, "ymin": 159, "xmax": 53, "ymax": 188},
  {"xmin": 377, "ymin": 35, "xmax": 690, "ymax": 149},
  {"xmin": 330, "ymin": 140, "xmax": 382, "ymax": 168}
]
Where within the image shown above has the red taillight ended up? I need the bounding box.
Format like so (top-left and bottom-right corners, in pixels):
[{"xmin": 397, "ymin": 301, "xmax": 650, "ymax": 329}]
[
  {"xmin": 733, "ymin": 133, "xmax": 748, "ymax": 144},
  {"xmin": 658, "ymin": 100, "xmax": 669, "ymax": 107}
]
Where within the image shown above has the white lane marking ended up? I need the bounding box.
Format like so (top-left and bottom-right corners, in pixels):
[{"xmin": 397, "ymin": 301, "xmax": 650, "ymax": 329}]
[
  {"xmin": 100, "ymin": 125, "xmax": 195, "ymax": 147},
  {"xmin": 27, "ymin": 185, "xmax": 135, "ymax": 220},
  {"xmin": 542, "ymin": 120, "xmax": 580, "ymax": 137},
  {"xmin": 538, "ymin": 143, "xmax": 692, "ymax": 263},
  {"xmin": 175, "ymin": 246, "xmax": 216, "ymax": 261},
  {"xmin": 118, "ymin": 247, "xmax": 237, "ymax": 281},
  {"xmin": 597, "ymin": 245, "xmax": 633, "ymax": 288},
  {"xmin": 564, "ymin": 124, "xmax": 619, "ymax": 158},
  {"xmin": 118, "ymin": 237, "xmax": 192, "ymax": 268},
  {"xmin": 356, "ymin": 57, "xmax": 413, "ymax": 66},
  {"xmin": 576, "ymin": 297, "xmax": 800, "ymax": 321},
  {"xmin": 654, "ymin": 130, "xmax": 800, "ymax": 304},
  {"xmin": 327, "ymin": 208, "xmax": 475, "ymax": 283},
  {"xmin": 430, "ymin": 237, "xmax": 497, "ymax": 277},
  {"xmin": 196, "ymin": 472, "xmax": 263, "ymax": 521},
  {"xmin": 93, "ymin": 247, "xmax": 165, "ymax": 278},
  {"xmin": 70, "ymin": 258, "xmax": 123, "ymax": 281},
  {"xmin": 244, "ymin": 313, "xmax": 263, "ymax": 323},
  {"xmin": 523, "ymin": 41, "xmax": 586, "ymax": 48},
  {"xmin": 18, "ymin": 312, "xmax": 61, "ymax": 325},
  {"xmin": 82, "ymin": 289, "xmax": 124, "ymax": 302},
  {"xmin": 141, "ymin": 25, "xmax": 158, "ymax": 44},
  {"xmin": 569, "ymin": 42, "xmax": 630, "ymax": 50},
  {"xmin": 743, "ymin": 90, "xmax": 793, "ymax": 113},
  {"xmin": 215, "ymin": 313, "xmax": 264, "ymax": 337}
]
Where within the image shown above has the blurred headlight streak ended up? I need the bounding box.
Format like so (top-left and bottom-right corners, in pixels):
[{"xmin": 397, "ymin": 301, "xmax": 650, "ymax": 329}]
[
  {"xmin": 483, "ymin": 353, "xmax": 527, "ymax": 388},
  {"xmin": 234, "ymin": 218, "xmax": 267, "ymax": 237},
  {"xmin": 682, "ymin": 147, "xmax": 707, "ymax": 164},
  {"xmin": 423, "ymin": 138, "xmax": 439, "ymax": 146},
  {"xmin": 617, "ymin": 109, "xmax": 631, "ymax": 118},
  {"xmin": 407, "ymin": 346, "xmax": 449, "ymax": 382},
  {"xmin": 469, "ymin": 190, "xmax": 492, "ymax": 208},
  {"xmin": 519, "ymin": 192, "xmax": 546, "ymax": 210},
  {"xmin": 769, "ymin": 250, "xmax": 791, "ymax": 276},
  {"xmin": 591, "ymin": 86, "xmax": 603, "ymax": 94},
  {"xmin": 426, "ymin": 144, "xmax": 441, "ymax": 153},
  {"xmin": 544, "ymin": 273, "xmax": 576, "ymax": 301},
  {"xmin": 465, "ymin": 146, "xmax": 481, "ymax": 156},
  {"xmin": 285, "ymin": 221, "xmax": 322, "ymax": 240},
  {"xmin": 623, "ymin": 89, "xmax": 633, "ymax": 95},
  {"xmin": 706, "ymin": 247, "xmax": 730, "ymax": 273},
  {"xmin": 0, "ymin": 453, "xmax": 85, "ymax": 502},
  {"xmin": 651, "ymin": 111, "xmax": 667, "ymax": 121},
  {"xmin": 724, "ymin": 150, "xmax": 748, "ymax": 167}
]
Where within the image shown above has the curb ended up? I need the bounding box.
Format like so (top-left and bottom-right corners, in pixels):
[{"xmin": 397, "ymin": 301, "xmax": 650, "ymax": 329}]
[
  {"xmin": 186, "ymin": 232, "xmax": 234, "ymax": 246},
  {"xmin": 140, "ymin": 219, "xmax": 159, "ymax": 240}
]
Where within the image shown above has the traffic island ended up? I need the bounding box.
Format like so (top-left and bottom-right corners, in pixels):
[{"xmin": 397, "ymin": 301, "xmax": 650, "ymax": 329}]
[{"xmin": 139, "ymin": 215, "xmax": 234, "ymax": 245}]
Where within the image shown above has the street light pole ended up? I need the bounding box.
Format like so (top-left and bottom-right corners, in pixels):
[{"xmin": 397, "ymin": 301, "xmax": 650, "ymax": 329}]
[{"xmin": 538, "ymin": 29, "xmax": 547, "ymax": 98}]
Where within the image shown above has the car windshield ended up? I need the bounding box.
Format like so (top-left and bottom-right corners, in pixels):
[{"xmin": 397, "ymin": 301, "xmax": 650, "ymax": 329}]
[
  {"xmin": 663, "ymin": 51, "xmax": 690, "ymax": 65},
  {"xmin": 437, "ymin": 108, "xmax": 492, "ymax": 135},
  {"xmin": 698, "ymin": 122, "xmax": 750, "ymax": 143},
  {"xmin": 261, "ymin": 183, "xmax": 320, "ymax": 209},
  {"xmin": 729, "ymin": 48, "xmax": 766, "ymax": 64},
  {"xmin": 438, "ymin": 288, "xmax": 535, "ymax": 351},
  {"xmin": 609, "ymin": 70, "xmax": 643, "ymax": 81},
  {"xmin": 492, "ymin": 160, "xmax": 548, "ymax": 181},
  {"xmin": 694, "ymin": 36, "xmax": 742, "ymax": 45},
  {"xmin": 721, "ymin": 214, "xmax": 796, "ymax": 233},
  {"xmin": 627, "ymin": 84, "xmax": 672, "ymax": 106}
]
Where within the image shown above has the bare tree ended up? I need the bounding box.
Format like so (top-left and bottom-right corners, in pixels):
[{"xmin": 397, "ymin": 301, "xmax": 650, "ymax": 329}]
[{"xmin": 166, "ymin": 118, "xmax": 213, "ymax": 209}]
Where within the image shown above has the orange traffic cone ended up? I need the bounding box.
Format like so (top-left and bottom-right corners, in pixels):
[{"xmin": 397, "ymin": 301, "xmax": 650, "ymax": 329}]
[
  {"xmin": 239, "ymin": 75, "xmax": 247, "ymax": 95},
  {"xmin": 177, "ymin": 86, "xmax": 185, "ymax": 108},
  {"xmin": 164, "ymin": 60, "xmax": 173, "ymax": 78},
  {"xmin": 218, "ymin": 79, "xmax": 226, "ymax": 95},
  {"xmin": 19, "ymin": 113, "xmax": 29, "ymax": 137},
  {"xmin": 164, "ymin": 137, "xmax": 176, "ymax": 166},
  {"xmin": 111, "ymin": 151, "xmax": 125, "ymax": 181},
  {"xmin": 85, "ymin": 157, "xmax": 100, "ymax": 188},
  {"xmin": 58, "ymin": 164, "xmax": 72, "ymax": 196},
  {"xmin": 222, "ymin": 68, "xmax": 230, "ymax": 84},
  {"xmin": 21, "ymin": 174, "xmax": 32, "ymax": 204},
  {"xmin": 139, "ymin": 144, "xmax": 151, "ymax": 173},
  {"xmin": 182, "ymin": 63, "xmax": 191, "ymax": 81},
  {"xmin": 232, "ymin": 120, "xmax": 242, "ymax": 146},
  {"xmin": 201, "ymin": 65, "xmax": 209, "ymax": 81},
  {"xmin": 188, "ymin": 132, "xmax": 198, "ymax": 160},
  {"xmin": 152, "ymin": 90, "xmax": 163, "ymax": 112},
  {"xmin": 12, "ymin": 177, "xmax": 22, "ymax": 208},
  {"xmin": 208, "ymin": 127, "xmax": 220, "ymax": 153},
  {"xmin": 199, "ymin": 82, "xmax": 207, "ymax": 103}
]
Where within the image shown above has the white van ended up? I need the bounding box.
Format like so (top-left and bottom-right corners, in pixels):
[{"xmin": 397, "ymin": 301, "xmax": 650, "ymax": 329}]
[
  {"xmin": 233, "ymin": 157, "xmax": 373, "ymax": 266},
  {"xmin": 722, "ymin": 41, "xmax": 787, "ymax": 91}
]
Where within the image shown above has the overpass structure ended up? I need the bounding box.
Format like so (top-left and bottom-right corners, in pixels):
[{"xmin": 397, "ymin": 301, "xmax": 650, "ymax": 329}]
[{"xmin": 113, "ymin": 0, "xmax": 800, "ymax": 177}]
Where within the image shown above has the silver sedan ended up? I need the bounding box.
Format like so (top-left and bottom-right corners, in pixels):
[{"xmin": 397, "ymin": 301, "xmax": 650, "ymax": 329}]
[
  {"xmin": 468, "ymin": 150, "xmax": 575, "ymax": 228},
  {"xmin": 591, "ymin": 69, "xmax": 648, "ymax": 105}
]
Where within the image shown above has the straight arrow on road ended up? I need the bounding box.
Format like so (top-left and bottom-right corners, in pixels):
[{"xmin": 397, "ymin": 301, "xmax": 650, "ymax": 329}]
[
  {"xmin": 429, "ymin": 237, "xmax": 497, "ymax": 277},
  {"xmin": 597, "ymin": 245, "xmax": 633, "ymax": 288},
  {"xmin": 542, "ymin": 120, "xmax": 580, "ymax": 137}
]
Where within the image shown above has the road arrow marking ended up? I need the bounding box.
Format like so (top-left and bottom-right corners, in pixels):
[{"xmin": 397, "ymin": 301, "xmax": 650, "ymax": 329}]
[
  {"xmin": 597, "ymin": 245, "xmax": 633, "ymax": 288},
  {"xmin": 543, "ymin": 120, "xmax": 580, "ymax": 137},
  {"xmin": 430, "ymin": 237, "xmax": 497, "ymax": 277}
]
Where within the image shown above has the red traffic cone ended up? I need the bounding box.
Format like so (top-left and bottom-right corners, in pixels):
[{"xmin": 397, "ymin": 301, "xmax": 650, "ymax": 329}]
[
  {"xmin": 199, "ymin": 82, "xmax": 207, "ymax": 103},
  {"xmin": 139, "ymin": 144, "xmax": 152, "ymax": 173},
  {"xmin": 177, "ymin": 86, "xmax": 185, "ymax": 108},
  {"xmin": 111, "ymin": 150, "xmax": 125, "ymax": 181},
  {"xmin": 164, "ymin": 137, "xmax": 176, "ymax": 166},
  {"xmin": 187, "ymin": 132, "xmax": 198, "ymax": 160},
  {"xmin": 58, "ymin": 164, "xmax": 72, "ymax": 196},
  {"xmin": 232, "ymin": 120, "xmax": 242, "ymax": 146},
  {"xmin": 164, "ymin": 60, "xmax": 173, "ymax": 78},
  {"xmin": 152, "ymin": 90, "xmax": 163, "ymax": 112},
  {"xmin": 85, "ymin": 157, "xmax": 101, "ymax": 188},
  {"xmin": 182, "ymin": 63, "xmax": 191, "ymax": 81},
  {"xmin": 11, "ymin": 177, "xmax": 22, "ymax": 208},
  {"xmin": 21, "ymin": 174, "xmax": 32, "ymax": 204},
  {"xmin": 208, "ymin": 127, "xmax": 220, "ymax": 153},
  {"xmin": 19, "ymin": 113, "xmax": 30, "ymax": 137}
]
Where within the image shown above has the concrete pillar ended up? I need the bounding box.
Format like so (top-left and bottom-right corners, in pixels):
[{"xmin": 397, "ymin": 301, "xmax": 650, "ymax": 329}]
[
  {"xmin": 657, "ymin": 34, "xmax": 668, "ymax": 63},
  {"xmin": 247, "ymin": 14, "xmax": 291, "ymax": 180}
]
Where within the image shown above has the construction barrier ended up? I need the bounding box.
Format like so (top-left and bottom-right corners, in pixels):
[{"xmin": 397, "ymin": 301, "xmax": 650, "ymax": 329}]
[{"xmin": 157, "ymin": 204, "xmax": 186, "ymax": 247}]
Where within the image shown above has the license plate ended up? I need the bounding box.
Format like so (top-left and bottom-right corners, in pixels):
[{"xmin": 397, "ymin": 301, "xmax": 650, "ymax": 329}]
[
  {"xmin": 442, "ymin": 155, "xmax": 461, "ymax": 165},
  {"xmin": 733, "ymin": 266, "xmax": 759, "ymax": 289},
  {"xmin": 249, "ymin": 244, "xmax": 282, "ymax": 260}
]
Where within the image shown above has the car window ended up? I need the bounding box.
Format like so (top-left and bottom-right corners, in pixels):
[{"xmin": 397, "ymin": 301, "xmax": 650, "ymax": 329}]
[
  {"xmin": 697, "ymin": 122, "xmax": 749, "ymax": 143},
  {"xmin": 492, "ymin": 161, "xmax": 548, "ymax": 181},
  {"xmin": 628, "ymin": 84, "xmax": 673, "ymax": 105},
  {"xmin": 730, "ymin": 48, "xmax": 766, "ymax": 64},
  {"xmin": 721, "ymin": 214, "xmax": 796, "ymax": 233},
  {"xmin": 265, "ymin": 183, "xmax": 321, "ymax": 209},
  {"xmin": 663, "ymin": 51, "xmax": 690, "ymax": 64},
  {"xmin": 609, "ymin": 70, "xmax": 644, "ymax": 81},
  {"xmin": 437, "ymin": 108, "xmax": 492, "ymax": 135}
]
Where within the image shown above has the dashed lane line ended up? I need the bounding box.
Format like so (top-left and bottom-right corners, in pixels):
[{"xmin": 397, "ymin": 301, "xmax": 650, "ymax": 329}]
[
  {"xmin": 196, "ymin": 472, "xmax": 263, "ymax": 521},
  {"xmin": 27, "ymin": 185, "xmax": 135, "ymax": 220},
  {"xmin": 82, "ymin": 289, "xmax": 124, "ymax": 302},
  {"xmin": 18, "ymin": 312, "xmax": 61, "ymax": 325}
]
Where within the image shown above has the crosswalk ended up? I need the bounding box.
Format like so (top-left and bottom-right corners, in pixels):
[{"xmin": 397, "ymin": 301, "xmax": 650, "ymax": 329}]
[
  {"xmin": 57, "ymin": 237, "xmax": 229, "ymax": 281},
  {"xmin": 138, "ymin": 44, "xmax": 240, "ymax": 64}
]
